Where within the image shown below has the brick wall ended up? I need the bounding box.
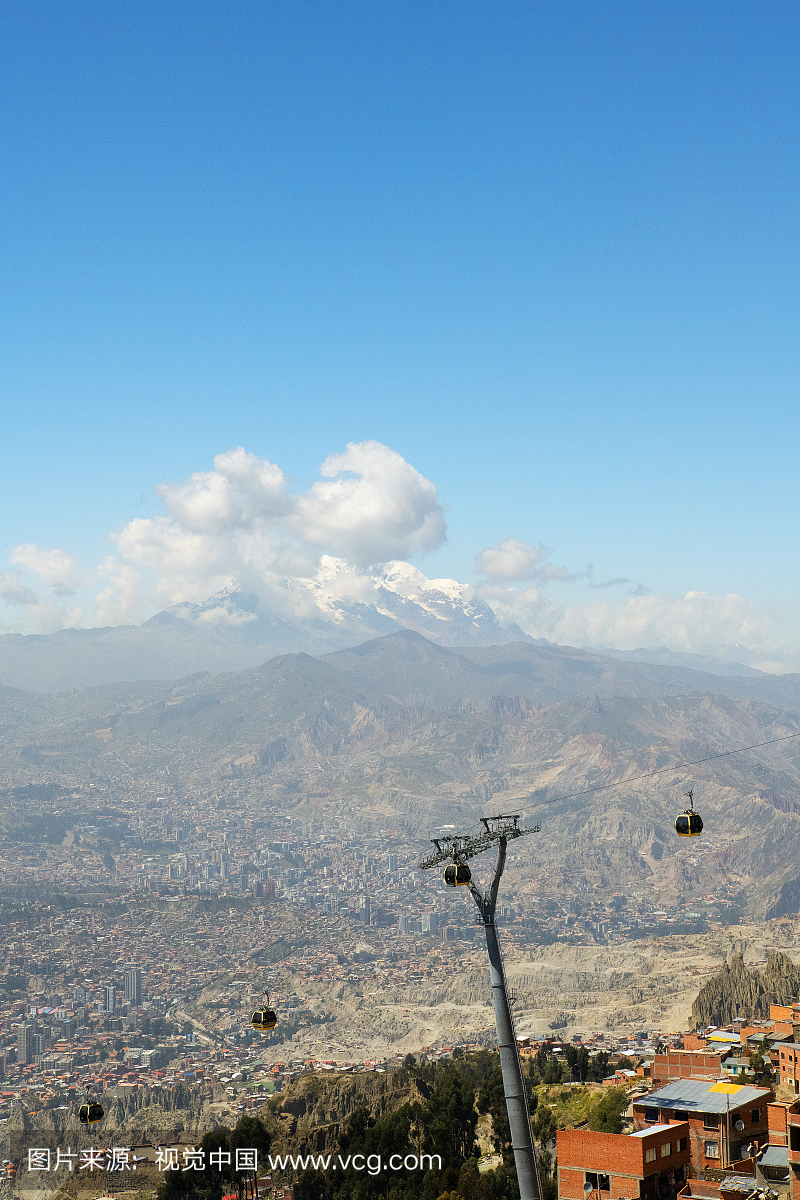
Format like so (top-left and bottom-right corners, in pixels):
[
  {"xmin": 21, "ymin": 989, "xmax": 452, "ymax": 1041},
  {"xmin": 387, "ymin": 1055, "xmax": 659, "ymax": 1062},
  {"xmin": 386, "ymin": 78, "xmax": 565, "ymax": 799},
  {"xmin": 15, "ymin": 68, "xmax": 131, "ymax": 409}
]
[
  {"xmin": 652, "ymin": 1052, "xmax": 727, "ymax": 1086},
  {"xmin": 632, "ymin": 1102, "xmax": 769, "ymax": 1175},
  {"xmin": 557, "ymin": 1124, "xmax": 690, "ymax": 1200}
]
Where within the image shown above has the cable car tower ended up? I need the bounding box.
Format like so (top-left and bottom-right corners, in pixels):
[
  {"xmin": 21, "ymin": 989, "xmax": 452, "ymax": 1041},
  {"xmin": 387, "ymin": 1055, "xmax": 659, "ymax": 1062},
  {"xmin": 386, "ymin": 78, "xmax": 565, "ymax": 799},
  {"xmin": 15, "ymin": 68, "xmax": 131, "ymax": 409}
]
[{"xmin": 420, "ymin": 814, "xmax": 542, "ymax": 1200}]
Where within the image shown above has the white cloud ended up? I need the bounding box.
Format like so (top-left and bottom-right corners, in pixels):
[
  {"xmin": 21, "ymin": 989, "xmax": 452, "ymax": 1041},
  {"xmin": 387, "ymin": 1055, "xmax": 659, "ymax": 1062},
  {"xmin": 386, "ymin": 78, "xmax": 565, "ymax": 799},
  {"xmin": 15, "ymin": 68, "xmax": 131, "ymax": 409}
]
[
  {"xmin": 11, "ymin": 545, "xmax": 88, "ymax": 593},
  {"xmin": 475, "ymin": 583, "xmax": 798, "ymax": 669},
  {"xmin": 475, "ymin": 538, "xmax": 578, "ymax": 583},
  {"xmin": 3, "ymin": 442, "xmax": 800, "ymax": 672},
  {"xmin": 474, "ymin": 582, "xmax": 564, "ymax": 636},
  {"xmin": 113, "ymin": 517, "xmax": 236, "ymax": 605},
  {"xmin": 291, "ymin": 441, "xmax": 446, "ymax": 567},
  {"xmin": 157, "ymin": 447, "xmax": 291, "ymax": 533},
  {"xmin": 94, "ymin": 561, "xmax": 144, "ymax": 628},
  {"xmin": 62, "ymin": 442, "xmax": 446, "ymax": 621},
  {"xmin": 555, "ymin": 590, "xmax": 774, "ymax": 652}
]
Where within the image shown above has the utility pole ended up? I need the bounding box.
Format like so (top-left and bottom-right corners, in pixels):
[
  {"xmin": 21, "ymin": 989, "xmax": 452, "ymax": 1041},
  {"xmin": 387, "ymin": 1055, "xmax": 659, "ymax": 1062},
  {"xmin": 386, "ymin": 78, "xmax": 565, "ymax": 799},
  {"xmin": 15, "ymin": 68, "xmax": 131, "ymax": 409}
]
[{"xmin": 420, "ymin": 815, "xmax": 542, "ymax": 1200}]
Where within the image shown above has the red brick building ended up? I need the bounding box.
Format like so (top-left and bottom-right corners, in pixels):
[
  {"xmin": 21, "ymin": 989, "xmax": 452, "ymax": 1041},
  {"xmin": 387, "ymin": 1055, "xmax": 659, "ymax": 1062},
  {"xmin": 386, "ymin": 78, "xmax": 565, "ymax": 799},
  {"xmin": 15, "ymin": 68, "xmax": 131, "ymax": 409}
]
[
  {"xmin": 557, "ymin": 1123, "xmax": 690, "ymax": 1200},
  {"xmin": 631, "ymin": 1080, "xmax": 771, "ymax": 1174},
  {"xmin": 650, "ymin": 1051, "xmax": 733, "ymax": 1088},
  {"xmin": 772, "ymin": 1043, "xmax": 800, "ymax": 1096}
]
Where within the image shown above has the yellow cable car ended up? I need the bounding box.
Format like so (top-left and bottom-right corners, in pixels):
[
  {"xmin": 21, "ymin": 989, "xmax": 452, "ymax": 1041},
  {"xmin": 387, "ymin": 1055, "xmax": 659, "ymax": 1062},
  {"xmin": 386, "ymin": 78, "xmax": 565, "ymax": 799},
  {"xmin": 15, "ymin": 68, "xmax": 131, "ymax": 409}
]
[
  {"xmin": 78, "ymin": 1099, "xmax": 104, "ymax": 1125},
  {"xmin": 251, "ymin": 989, "xmax": 277, "ymax": 1032},
  {"xmin": 675, "ymin": 789, "xmax": 704, "ymax": 837},
  {"xmin": 444, "ymin": 863, "xmax": 471, "ymax": 887}
]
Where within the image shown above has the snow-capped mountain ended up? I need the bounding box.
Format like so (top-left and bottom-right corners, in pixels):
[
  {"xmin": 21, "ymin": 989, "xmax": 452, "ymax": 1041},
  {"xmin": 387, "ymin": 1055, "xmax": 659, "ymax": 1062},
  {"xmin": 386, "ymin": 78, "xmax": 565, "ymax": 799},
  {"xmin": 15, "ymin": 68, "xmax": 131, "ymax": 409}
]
[
  {"xmin": 0, "ymin": 560, "xmax": 533, "ymax": 691},
  {"xmin": 167, "ymin": 558, "xmax": 532, "ymax": 649}
]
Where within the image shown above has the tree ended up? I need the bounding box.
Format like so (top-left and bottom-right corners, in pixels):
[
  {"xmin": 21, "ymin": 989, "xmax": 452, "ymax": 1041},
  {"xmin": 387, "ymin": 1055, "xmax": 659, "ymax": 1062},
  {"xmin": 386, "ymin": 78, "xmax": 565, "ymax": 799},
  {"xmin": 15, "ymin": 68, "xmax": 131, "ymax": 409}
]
[
  {"xmin": 586, "ymin": 1051, "xmax": 610, "ymax": 1083},
  {"xmin": 588, "ymin": 1088, "xmax": 628, "ymax": 1134},
  {"xmin": 532, "ymin": 1106, "xmax": 556, "ymax": 1147},
  {"xmin": 478, "ymin": 1066, "xmax": 511, "ymax": 1158},
  {"xmin": 156, "ymin": 1114, "xmax": 271, "ymax": 1200},
  {"xmin": 427, "ymin": 1071, "xmax": 479, "ymax": 1164},
  {"xmin": 564, "ymin": 1045, "xmax": 589, "ymax": 1082},
  {"xmin": 542, "ymin": 1057, "xmax": 564, "ymax": 1085}
]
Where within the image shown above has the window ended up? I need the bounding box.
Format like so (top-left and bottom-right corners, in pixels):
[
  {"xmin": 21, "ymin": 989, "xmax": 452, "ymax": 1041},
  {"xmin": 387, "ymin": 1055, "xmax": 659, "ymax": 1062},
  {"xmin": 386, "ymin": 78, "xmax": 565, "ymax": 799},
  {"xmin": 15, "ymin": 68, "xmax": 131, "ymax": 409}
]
[
  {"xmin": 673, "ymin": 1110, "xmax": 689, "ymax": 1121},
  {"xmin": 751, "ymin": 1110, "xmax": 760, "ymax": 1123},
  {"xmin": 586, "ymin": 1174, "xmax": 610, "ymax": 1191},
  {"xmin": 645, "ymin": 1148, "xmax": 657, "ymax": 1163},
  {"xmin": 703, "ymin": 1114, "xmax": 719, "ymax": 1130},
  {"xmin": 661, "ymin": 1143, "xmax": 671, "ymax": 1157},
  {"xmin": 644, "ymin": 1107, "xmax": 659, "ymax": 1123},
  {"xmin": 704, "ymin": 1142, "xmax": 720, "ymax": 1159},
  {"xmin": 677, "ymin": 1138, "xmax": 688, "ymax": 1152}
]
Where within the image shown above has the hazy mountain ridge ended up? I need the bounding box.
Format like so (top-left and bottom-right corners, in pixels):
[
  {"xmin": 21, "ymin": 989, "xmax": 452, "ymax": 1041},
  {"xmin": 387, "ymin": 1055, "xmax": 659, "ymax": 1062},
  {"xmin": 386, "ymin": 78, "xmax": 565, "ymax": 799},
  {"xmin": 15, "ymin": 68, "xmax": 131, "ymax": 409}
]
[
  {"xmin": 2, "ymin": 631, "xmax": 800, "ymax": 920},
  {"xmin": 0, "ymin": 568, "xmax": 534, "ymax": 692}
]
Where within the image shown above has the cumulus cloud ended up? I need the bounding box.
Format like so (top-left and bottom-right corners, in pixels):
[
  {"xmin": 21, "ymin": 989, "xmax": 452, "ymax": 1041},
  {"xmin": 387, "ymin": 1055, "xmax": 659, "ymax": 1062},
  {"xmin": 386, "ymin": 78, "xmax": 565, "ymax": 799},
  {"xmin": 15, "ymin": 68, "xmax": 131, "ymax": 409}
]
[
  {"xmin": 11, "ymin": 545, "xmax": 88, "ymax": 593},
  {"xmin": 475, "ymin": 538, "xmax": 577, "ymax": 583},
  {"xmin": 291, "ymin": 441, "xmax": 446, "ymax": 567},
  {"xmin": 476, "ymin": 583, "xmax": 784, "ymax": 666},
  {"xmin": 157, "ymin": 448, "xmax": 291, "ymax": 533},
  {"xmin": 4, "ymin": 441, "xmax": 799, "ymax": 672},
  {"xmin": 555, "ymin": 590, "xmax": 773, "ymax": 651},
  {"xmin": 40, "ymin": 440, "xmax": 446, "ymax": 624}
]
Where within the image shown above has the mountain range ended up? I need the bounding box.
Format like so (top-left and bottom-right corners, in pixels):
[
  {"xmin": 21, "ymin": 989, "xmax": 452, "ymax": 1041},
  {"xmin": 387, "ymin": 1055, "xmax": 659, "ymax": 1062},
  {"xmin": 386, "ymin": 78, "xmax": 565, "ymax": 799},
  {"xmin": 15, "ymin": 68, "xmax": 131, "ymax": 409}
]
[
  {"xmin": 0, "ymin": 563, "xmax": 767, "ymax": 692},
  {"xmin": 2, "ymin": 627, "xmax": 800, "ymax": 920}
]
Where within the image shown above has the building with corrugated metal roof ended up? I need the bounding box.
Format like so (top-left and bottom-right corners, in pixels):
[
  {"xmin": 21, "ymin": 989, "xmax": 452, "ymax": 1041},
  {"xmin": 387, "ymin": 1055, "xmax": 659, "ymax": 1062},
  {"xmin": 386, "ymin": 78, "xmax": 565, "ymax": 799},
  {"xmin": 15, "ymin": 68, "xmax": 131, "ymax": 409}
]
[{"xmin": 632, "ymin": 1080, "xmax": 772, "ymax": 1174}]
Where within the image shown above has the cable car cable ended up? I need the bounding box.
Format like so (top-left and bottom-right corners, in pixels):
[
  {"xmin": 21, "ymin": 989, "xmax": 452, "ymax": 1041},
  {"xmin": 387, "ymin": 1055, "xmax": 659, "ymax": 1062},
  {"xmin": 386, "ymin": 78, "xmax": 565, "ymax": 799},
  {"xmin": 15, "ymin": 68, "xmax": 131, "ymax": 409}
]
[{"xmin": 528, "ymin": 729, "xmax": 800, "ymax": 808}]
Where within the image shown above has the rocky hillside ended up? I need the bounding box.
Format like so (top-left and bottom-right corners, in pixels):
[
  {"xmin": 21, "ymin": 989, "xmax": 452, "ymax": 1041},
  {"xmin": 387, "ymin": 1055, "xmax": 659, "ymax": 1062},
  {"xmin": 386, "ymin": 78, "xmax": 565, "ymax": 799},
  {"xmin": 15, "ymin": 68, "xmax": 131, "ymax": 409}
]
[
  {"xmin": 691, "ymin": 949, "xmax": 800, "ymax": 1026},
  {"xmin": 3, "ymin": 632, "xmax": 800, "ymax": 918}
]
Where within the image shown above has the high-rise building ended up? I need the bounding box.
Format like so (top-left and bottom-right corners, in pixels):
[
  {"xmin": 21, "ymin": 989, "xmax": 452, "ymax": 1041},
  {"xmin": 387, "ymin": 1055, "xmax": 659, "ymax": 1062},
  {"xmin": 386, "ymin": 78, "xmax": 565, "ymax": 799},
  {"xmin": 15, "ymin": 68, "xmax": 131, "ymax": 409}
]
[
  {"xmin": 104, "ymin": 985, "xmax": 116, "ymax": 1014},
  {"xmin": 388, "ymin": 853, "xmax": 398, "ymax": 872},
  {"xmin": 124, "ymin": 968, "xmax": 142, "ymax": 1006},
  {"xmin": 17, "ymin": 1024, "xmax": 33, "ymax": 1065},
  {"xmin": 72, "ymin": 985, "xmax": 86, "ymax": 1004}
]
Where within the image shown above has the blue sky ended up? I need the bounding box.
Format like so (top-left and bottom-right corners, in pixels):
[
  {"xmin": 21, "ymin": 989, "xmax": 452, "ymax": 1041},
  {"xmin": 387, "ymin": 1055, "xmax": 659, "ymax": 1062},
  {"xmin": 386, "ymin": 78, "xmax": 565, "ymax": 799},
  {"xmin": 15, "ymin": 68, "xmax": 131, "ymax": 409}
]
[{"xmin": 2, "ymin": 0, "xmax": 798, "ymax": 666}]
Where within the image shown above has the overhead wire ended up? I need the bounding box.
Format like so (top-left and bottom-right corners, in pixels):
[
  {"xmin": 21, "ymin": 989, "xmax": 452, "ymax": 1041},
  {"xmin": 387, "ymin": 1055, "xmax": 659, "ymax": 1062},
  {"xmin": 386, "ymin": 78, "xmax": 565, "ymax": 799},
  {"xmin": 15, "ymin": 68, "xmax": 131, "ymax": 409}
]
[{"xmin": 529, "ymin": 729, "xmax": 800, "ymax": 808}]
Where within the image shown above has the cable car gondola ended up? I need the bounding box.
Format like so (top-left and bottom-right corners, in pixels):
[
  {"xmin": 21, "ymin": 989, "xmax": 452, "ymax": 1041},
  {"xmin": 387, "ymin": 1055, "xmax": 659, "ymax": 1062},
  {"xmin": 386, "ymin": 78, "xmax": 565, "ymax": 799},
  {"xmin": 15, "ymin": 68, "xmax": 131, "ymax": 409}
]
[
  {"xmin": 675, "ymin": 789, "xmax": 703, "ymax": 838},
  {"xmin": 444, "ymin": 863, "xmax": 471, "ymax": 887},
  {"xmin": 78, "ymin": 1090, "xmax": 104, "ymax": 1125},
  {"xmin": 251, "ymin": 990, "xmax": 277, "ymax": 1032}
]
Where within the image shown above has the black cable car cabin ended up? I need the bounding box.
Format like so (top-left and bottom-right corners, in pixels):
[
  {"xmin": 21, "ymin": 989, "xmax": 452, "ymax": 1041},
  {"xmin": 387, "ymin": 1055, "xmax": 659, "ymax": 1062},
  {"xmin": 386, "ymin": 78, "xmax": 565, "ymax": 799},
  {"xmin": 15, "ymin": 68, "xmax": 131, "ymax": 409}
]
[
  {"xmin": 444, "ymin": 863, "xmax": 471, "ymax": 887},
  {"xmin": 251, "ymin": 1007, "xmax": 277, "ymax": 1032},
  {"xmin": 675, "ymin": 811, "xmax": 703, "ymax": 836},
  {"xmin": 79, "ymin": 1102, "xmax": 104, "ymax": 1125},
  {"xmin": 675, "ymin": 789, "xmax": 703, "ymax": 838}
]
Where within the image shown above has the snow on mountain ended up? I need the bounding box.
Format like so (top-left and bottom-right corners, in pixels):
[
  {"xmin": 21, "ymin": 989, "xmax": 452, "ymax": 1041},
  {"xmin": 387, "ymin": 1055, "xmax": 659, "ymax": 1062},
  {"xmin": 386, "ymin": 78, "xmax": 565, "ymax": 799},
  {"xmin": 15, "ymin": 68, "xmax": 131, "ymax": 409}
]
[
  {"xmin": 0, "ymin": 559, "xmax": 533, "ymax": 690},
  {"xmin": 168, "ymin": 558, "xmax": 533, "ymax": 648}
]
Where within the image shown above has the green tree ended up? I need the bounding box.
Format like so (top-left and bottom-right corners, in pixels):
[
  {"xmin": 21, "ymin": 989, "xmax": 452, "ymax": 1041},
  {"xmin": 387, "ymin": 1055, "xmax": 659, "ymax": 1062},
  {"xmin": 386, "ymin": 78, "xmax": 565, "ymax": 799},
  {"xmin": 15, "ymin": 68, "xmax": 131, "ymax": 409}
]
[
  {"xmin": 532, "ymin": 1105, "xmax": 557, "ymax": 1147},
  {"xmin": 427, "ymin": 1071, "xmax": 479, "ymax": 1163},
  {"xmin": 588, "ymin": 1088, "xmax": 628, "ymax": 1133},
  {"xmin": 586, "ymin": 1051, "xmax": 610, "ymax": 1083},
  {"xmin": 157, "ymin": 1114, "xmax": 271, "ymax": 1200},
  {"xmin": 477, "ymin": 1066, "xmax": 511, "ymax": 1159}
]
